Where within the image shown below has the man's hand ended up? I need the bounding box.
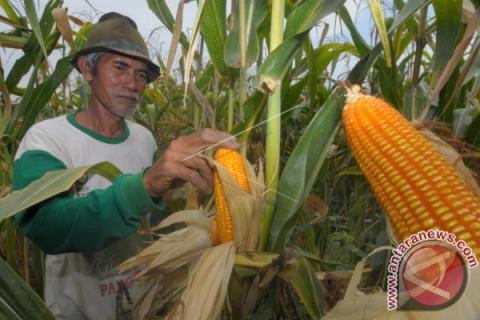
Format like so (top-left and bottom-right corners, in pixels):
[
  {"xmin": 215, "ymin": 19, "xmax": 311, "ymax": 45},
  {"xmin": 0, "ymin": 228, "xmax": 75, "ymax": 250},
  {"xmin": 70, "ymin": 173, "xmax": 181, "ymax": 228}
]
[{"xmin": 143, "ymin": 129, "xmax": 240, "ymax": 198}]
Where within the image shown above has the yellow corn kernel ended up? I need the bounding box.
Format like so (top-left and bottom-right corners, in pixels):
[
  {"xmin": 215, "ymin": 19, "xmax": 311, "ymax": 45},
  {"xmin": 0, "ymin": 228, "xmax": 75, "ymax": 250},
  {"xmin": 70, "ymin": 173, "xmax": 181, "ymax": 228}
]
[{"xmin": 210, "ymin": 216, "xmax": 220, "ymax": 246}]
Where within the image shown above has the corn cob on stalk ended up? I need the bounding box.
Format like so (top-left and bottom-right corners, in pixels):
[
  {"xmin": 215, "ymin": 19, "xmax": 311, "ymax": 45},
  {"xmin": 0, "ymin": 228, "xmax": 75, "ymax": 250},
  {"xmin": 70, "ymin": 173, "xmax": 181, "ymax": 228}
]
[
  {"xmin": 211, "ymin": 148, "xmax": 251, "ymax": 244},
  {"xmin": 342, "ymin": 86, "xmax": 480, "ymax": 255}
]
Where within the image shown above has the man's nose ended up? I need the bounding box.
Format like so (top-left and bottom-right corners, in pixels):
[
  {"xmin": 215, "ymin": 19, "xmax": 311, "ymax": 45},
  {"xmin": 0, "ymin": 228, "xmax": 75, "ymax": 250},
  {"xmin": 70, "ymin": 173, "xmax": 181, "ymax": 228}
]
[{"xmin": 122, "ymin": 70, "xmax": 140, "ymax": 91}]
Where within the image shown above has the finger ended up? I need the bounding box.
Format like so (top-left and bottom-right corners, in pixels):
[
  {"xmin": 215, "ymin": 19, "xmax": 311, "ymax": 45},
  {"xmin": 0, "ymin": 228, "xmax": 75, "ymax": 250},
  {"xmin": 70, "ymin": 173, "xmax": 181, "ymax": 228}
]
[
  {"xmin": 170, "ymin": 129, "xmax": 240, "ymax": 154},
  {"xmin": 174, "ymin": 164, "xmax": 212, "ymax": 195},
  {"xmin": 178, "ymin": 155, "xmax": 214, "ymax": 191},
  {"xmin": 189, "ymin": 156, "xmax": 213, "ymax": 189},
  {"xmin": 198, "ymin": 128, "xmax": 240, "ymax": 150}
]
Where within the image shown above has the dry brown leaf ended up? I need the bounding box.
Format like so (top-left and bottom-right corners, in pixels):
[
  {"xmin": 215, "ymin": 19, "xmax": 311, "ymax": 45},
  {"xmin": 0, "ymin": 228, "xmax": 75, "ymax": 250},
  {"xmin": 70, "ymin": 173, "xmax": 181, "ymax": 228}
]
[
  {"xmin": 419, "ymin": 128, "xmax": 480, "ymax": 197},
  {"xmin": 151, "ymin": 209, "xmax": 210, "ymax": 232},
  {"xmin": 67, "ymin": 15, "xmax": 84, "ymax": 26},
  {"xmin": 324, "ymin": 246, "xmax": 398, "ymax": 320},
  {"xmin": 188, "ymin": 82, "xmax": 214, "ymax": 119},
  {"xmin": 51, "ymin": 8, "xmax": 73, "ymax": 48},
  {"xmin": 166, "ymin": 0, "xmax": 184, "ymax": 76},
  {"xmin": 135, "ymin": 280, "xmax": 161, "ymax": 320},
  {"xmin": 185, "ymin": 183, "xmax": 199, "ymax": 210},
  {"xmin": 118, "ymin": 226, "xmax": 210, "ymax": 276},
  {"xmin": 244, "ymin": 160, "xmax": 265, "ymax": 251},
  {"xmin": 148, "ymin": 268, "xmax": 188, "ymax": 318},
  {"xmin": 162, "ymin": 300, "xmax": 184, "ymax": 320}
]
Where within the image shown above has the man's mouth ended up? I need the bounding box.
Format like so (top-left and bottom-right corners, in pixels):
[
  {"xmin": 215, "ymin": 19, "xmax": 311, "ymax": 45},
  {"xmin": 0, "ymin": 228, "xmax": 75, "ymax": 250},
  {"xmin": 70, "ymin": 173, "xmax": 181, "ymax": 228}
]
[{"xmin": 116, "ymin": 95, "xmax": 138, "ymax": 102}]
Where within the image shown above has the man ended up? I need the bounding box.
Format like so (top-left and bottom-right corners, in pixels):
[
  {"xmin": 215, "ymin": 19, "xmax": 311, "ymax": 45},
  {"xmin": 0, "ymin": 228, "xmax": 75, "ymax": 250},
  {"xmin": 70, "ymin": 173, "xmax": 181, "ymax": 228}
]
[{"xmin": 12, "ymin": 12, "xmax": 238, "ymax": 319}]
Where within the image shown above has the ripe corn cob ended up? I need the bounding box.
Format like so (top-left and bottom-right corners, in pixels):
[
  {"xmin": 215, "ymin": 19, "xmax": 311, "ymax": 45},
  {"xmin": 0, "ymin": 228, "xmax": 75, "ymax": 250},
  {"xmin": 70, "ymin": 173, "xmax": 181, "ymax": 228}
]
[
  {"xmin": 342, "ymin": 86, "xmax": 480, "ymax": 255},
  {"xmin": 211, "ymin": 148, "xmax": 251, "ymax": 244}
]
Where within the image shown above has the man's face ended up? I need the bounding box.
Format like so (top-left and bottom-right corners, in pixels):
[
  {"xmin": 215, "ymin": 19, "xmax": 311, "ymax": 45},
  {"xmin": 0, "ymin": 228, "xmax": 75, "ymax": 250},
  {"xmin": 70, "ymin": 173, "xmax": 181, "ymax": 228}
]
[{"xmin": 89, "ymin": 53, "xmax": 149, "ymax": 118}]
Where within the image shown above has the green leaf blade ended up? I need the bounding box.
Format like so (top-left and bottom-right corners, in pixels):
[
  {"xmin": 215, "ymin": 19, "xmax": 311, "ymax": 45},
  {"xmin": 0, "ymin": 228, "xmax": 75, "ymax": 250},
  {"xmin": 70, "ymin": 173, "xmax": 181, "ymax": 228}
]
[
  {"xmin": 0, "ymin": 258, "xmax": 55, "ymax": 320},
  {"xmin": 284, "ymin": 0, "xmax": 346, "ymax": 39},
  {"xmin": 0, "ymin": 162, "xmax": 121, "ymax": 222},
  {"xmin": 24, "ymin": 0, "xmax": 48, "ymax": 58},
  {"xmin": 267, "ymin": 90, "xmax": 345, "ymax": 252},
  {"xmin": 431, "ymin": 0, "xmax": 463, "ymax": 83}
]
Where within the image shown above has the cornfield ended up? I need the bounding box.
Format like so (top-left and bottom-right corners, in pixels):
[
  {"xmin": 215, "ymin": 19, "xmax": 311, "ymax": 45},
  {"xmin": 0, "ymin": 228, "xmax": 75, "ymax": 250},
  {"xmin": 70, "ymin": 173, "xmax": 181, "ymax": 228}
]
[{"xmin": 1, "ymin": 0, "xmax": 480, "ymax": 319}]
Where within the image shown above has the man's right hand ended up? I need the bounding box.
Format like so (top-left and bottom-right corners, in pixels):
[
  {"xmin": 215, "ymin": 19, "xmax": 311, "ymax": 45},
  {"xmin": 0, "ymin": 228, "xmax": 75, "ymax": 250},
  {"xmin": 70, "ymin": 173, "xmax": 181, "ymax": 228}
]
[{"xmin": 143, "ymin": 128, "xmax": 240, "ymax": 198}]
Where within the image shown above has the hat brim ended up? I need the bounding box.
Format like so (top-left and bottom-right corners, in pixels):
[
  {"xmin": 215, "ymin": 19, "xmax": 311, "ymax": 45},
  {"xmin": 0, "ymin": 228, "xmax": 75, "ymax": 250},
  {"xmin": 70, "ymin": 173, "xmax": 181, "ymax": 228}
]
[{"xmin": 71, "ymin": 46, "xmax": 161, "ymax": 83}]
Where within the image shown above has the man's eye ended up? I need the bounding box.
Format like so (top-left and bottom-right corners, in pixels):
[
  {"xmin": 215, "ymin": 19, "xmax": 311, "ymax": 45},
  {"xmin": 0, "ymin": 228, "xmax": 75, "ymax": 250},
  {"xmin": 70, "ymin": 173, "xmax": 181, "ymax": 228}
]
[
  {"xmin": 114, "ymin": 63, "xmax": 126, "ymax": 70},
  {"xmin": 138, "ymin": 72, "xmax": 148, "ymax": 80}
]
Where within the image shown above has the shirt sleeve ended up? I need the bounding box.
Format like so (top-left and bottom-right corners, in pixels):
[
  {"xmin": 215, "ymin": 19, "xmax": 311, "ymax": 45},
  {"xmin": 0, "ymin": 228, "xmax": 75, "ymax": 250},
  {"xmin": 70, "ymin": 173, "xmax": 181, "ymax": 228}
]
[{"xmin": 13, "ymin": 150, "xmax": 166, "ymax": 254}]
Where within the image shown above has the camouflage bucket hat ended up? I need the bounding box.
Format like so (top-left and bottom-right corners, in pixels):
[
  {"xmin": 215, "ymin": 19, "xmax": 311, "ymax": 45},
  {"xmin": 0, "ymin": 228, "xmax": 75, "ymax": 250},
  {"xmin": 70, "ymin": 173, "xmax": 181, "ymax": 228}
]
[{"xmin": 71, "ymin": 12, "xmax": 160, "ymax": 83}]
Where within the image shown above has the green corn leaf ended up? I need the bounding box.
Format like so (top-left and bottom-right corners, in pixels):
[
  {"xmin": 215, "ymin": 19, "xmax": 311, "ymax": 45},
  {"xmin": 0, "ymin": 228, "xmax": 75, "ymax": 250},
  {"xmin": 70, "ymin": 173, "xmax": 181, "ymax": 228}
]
[
  {"xmin": 147, "ymin": 0, "xmax": 190, "ymax": 50},
  {"xmin": 348, "ymin": 44, "xmax": 384, "ymax": 85},
  {"xmin": 314, "ymin": 42, "xmax": 357, "ymax": 74},
  {"xmin": 402, "ymin": 84, "xmax": 426, "ymax": 120},
  {"xmin": 0, "ymin": 70, "xmax": 11, "ymax": 136},
  {"xmin": 200, "ymin": 0, "xmax": 228, "ymax": 75},
  {"xmin": 0, "ymin": 162, "xmax": 121, "ymax": 223},
  {"xmin": 393, "ymin": 24, "xmax": 416, "ymax": 59},
  {"xmin": 466, "ymin": 113, "xmax": 480, "ymax": 147},
  {"xmin": 279, "ymin": 251, "xmax": 325, "ymax": 319},
  {"xmin": 0, "ymin": 33, "xmax": 27, "ymax": 49},
  {"xmin": 254, "ymin": 31, "xmax": 309, "ymax": 93},
  {"xmin": 284, "ymin": 0, "xmax": 346, "ymax": 39},
  {"xmin": 0, "ymin": 0, "xmax": 22, "ymax": 25},
  {"xmin": 392, "ymin": 0, "xmax": 420, "ymax": 36},
  {"xmin": 224, "ymin": 0, "xmax": 268, "ymax": 69},
  {"xmin": 7, "ymin": 59, "xmax": 40, "ymax": 135},
  {"xmin": 304, "ymin": 39, "xmax": 318, "ymax": 109},
  {"xmin": 235, "ymin": 252, "xmax": 279, "ymax": 269},
  {"xmin": 348, "ymin": 0, "xmax": 429, "ymax": 85},
  {"xmin": 0, "ymin": 258, "xmax": 55, "ymax": 320},
  {"xmin": 431, "ymin": 0, "xmax": 463, "ymax": 84},
  {"xmin": 8, "ymin": 56, "xmax": 73, "ymax": 138},
  {"xmin": 368, "ymin": 0, "xmax": 392, "ymax": 67},
  {"xmin": 0, "ymin": 15, "xmax": 28, "ymax": 30},
  {"xmin": 388, "ymin": 0, "xmax": 430, "ymax": 33},
  {"xmin": 230, "ymin": 91, "xmax": 268, "ymax": 144},
  {"xmin": 337, "ymin": 5, "xmax": 370, "ymax": 56},
  {"xmin": 255, "ymin": 0, "xmax": 346, "ymax": 94},
  {"xmin": 195, "ymin": 64, "xmax": 215, "ymax": 91},
  {"xmin": 472, "ymin": 0, "xmax": 480, "ymax": 8},
  {"xmin": 267, "ymin": 89, "xmax": 345, "ymax": 252},
  {"xmin": 24, "ymin": 0, "xmax": 48, "ymax": 58},
  {"xmin": 282, "ymin": 77, "xmax": 307, "ymax": 111},
  {"xmin": 6, "ymin": 0, "xmax": 63, "ymax": 91},
  {"xmin": 375, "ymin": 57, "xmax": 403, "ymax": 108},
  {"xmin": 73, "ymin": 21, "xmax": 92, "ymax": 51}
]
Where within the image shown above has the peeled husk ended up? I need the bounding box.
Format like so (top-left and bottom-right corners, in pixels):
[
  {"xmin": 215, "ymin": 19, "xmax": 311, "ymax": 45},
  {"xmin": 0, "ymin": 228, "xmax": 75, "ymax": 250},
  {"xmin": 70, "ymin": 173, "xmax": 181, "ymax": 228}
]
[{"xmin": 182, "ymin": 242, "xmax": 236, "ymax": 320}]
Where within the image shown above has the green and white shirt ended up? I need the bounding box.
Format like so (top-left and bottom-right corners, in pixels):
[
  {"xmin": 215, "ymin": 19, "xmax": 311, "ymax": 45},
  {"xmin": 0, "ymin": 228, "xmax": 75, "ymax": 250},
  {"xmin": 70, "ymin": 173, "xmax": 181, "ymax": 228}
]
[{"xmin": 13, "ymin": 114, "xmax": 165, "ymax": 320}]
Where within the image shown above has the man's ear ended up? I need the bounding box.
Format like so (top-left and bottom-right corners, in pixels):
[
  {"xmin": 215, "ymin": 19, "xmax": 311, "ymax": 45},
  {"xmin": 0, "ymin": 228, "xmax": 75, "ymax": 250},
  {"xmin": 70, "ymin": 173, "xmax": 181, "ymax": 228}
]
[{"xmin": 76, "ymin": 55, "xmax": 94, "ymax": 81}]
